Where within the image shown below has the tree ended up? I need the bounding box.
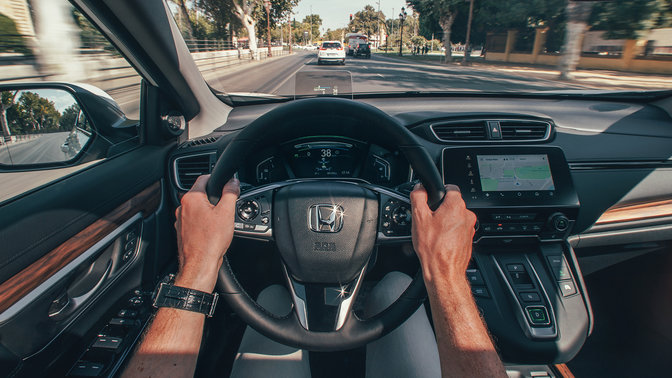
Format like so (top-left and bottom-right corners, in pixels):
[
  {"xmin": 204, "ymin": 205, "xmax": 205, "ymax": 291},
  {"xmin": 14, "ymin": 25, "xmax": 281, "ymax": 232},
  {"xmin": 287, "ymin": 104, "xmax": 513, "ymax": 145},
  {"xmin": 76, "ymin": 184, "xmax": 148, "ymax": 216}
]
[
  {"xmin": 0, "ymin": 91, "xmax": 19, "ymax": 142},
  {"xmin": 558, "ymin": 1, "xmax": 594, "ymax": 79},
  {"xmin": 254, "ymin": 0, "xmax": 300, "ymax": 42},
  {"xmin": 196, "ymin": 0, "xmax": 242, "ymax": 41},
  {"xmin": 349, "ymin": 5, "xmax": 385, "ymax": 38},
  {"xmin": 14, "ymin": 92, "xmax": 61, "ymax": 133},
  {"xmin": 324, "ymin": 28, "xmax": 348, "ymax": 42},
  {"xmin": 589, "ymin": 0, "xmax": 671, "ymax": 39},
  {"xmin": 407, "ymin": 0, "xmax": 463, "ymax": 63},
  {"xmin": 60, "ymin": 103, "xmax": 81, "ymax": 131},
  {"xmin": 172, "ymin": 0, "xmax": 196, "ymax": 39},
  {"xmin": 302, "ymin": 14, "xmax": 322, "ymax": 41}
]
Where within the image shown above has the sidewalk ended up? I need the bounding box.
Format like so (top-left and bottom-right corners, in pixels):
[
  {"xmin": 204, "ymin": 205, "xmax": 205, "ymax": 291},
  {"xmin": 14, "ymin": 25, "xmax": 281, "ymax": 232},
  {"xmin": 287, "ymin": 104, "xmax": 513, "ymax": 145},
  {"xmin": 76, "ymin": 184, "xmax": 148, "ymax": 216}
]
[{"xmin": 374, "ymin": 52, "xmax": 672, "ymax": 91}]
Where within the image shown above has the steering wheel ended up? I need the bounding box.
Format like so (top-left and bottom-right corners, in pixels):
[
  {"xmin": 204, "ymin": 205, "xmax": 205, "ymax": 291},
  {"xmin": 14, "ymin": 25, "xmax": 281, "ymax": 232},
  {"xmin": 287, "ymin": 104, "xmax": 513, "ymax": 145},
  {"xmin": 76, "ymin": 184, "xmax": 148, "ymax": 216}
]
[{"xmin": 207, "ymin": 97, "xmax": 445, "ymax": 352}]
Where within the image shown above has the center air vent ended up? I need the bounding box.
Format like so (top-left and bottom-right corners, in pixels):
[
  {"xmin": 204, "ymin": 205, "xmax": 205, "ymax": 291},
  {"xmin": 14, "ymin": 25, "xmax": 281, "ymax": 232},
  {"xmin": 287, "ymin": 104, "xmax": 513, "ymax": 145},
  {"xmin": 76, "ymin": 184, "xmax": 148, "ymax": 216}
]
[
  {"xmin": 431, "ymin": 120, "xmax": 487, "ymax": 141},
  {"xmin": 174, "ymin": 152, "xmax": 216, "ymax": 190},
  {"xmin": 430, "ymin": 118, "xmax": 552, "ymax": 143},
  {"xmin": 500, "ymin": 120, "xmax": 551, "ymax": 141}
]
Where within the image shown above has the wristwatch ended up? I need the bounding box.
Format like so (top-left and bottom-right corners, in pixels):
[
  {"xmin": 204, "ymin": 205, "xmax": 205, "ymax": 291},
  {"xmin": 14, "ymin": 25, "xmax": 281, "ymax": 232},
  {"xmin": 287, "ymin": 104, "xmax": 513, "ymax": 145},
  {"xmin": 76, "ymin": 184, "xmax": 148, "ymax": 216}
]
[{"xmin": 152, "ymin": 274, "xmax": 219, "ymax": 317}]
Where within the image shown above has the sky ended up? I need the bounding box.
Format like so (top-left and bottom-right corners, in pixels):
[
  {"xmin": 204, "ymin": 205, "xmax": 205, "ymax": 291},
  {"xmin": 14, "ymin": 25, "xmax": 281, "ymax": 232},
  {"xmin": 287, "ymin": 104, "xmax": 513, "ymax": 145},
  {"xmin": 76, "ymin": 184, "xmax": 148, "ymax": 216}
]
[{"xmin": 292, "ymin": 0, "xmax": 413, "ymax": 33}]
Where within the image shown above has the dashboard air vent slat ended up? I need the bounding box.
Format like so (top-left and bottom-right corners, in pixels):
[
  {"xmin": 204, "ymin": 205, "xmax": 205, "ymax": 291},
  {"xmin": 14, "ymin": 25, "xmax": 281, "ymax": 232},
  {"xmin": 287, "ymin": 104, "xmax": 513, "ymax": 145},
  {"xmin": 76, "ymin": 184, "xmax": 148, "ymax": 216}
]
[
  {"xmin": 175, "ymin": 153, "xmax": 215, "ymax": 190},
  {"xmin": 431, "ymin": 121, "xmax": 487, "ymax": 141},
  {"xmin": 500, "ymin": 121, "xmax": 550, "ymax": 140},
  {"xmin": 178, "ymin": 136, "xmax": 220, "ymax": 149}
]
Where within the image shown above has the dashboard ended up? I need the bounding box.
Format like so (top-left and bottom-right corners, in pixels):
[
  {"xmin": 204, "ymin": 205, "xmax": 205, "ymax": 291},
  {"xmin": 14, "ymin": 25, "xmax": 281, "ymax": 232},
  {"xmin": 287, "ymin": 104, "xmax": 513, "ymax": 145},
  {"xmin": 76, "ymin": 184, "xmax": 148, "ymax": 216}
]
[
  {"xmin": 237, "ymin": 137, "xmax": 412, "ymax": 187},
  {"xmin": 168, "ymin": 94, "xmax": 672, "ymax": 365}
]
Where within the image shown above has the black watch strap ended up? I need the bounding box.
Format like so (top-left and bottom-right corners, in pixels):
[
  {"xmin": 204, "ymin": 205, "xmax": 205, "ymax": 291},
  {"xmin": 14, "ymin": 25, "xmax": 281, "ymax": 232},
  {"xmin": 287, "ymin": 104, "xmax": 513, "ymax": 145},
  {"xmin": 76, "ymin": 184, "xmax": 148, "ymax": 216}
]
[{"xmin": 152, "ymin": 282, "xmax": 219, "ymax": 317}]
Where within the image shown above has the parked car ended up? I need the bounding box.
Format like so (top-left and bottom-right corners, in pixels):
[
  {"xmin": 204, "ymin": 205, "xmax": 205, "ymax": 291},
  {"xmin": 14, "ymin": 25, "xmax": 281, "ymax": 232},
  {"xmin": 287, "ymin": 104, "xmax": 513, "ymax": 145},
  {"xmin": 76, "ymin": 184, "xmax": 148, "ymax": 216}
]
[
  {"xmin": 317, "ymin": 41, "xmax": 346, "ymax": 65},
  {"xmin": 353, "ymin": 42, "xmax": 371, "ymax": 58}
]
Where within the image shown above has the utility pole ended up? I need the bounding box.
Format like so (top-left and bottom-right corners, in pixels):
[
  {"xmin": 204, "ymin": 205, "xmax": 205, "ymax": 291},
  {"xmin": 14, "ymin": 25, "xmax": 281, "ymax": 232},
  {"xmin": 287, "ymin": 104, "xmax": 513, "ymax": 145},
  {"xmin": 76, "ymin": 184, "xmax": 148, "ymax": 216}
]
[
  {"xmin": 462, "ymin": 0, "xmax": 474, "ymax": 65},
  {"xmin": 264, "ymin": 0, "xmax": 272, "ymax": 57},
  {"xmin": 309, "ymin": 5, "xmax": 313, "ymax": 45},
  {"xmin": 376, "ymin": 0, "xmax": 381, "ymax": 49},
  {"xmin": 288, "ymin": 13, "xmax": 292, "ymax": 53}
]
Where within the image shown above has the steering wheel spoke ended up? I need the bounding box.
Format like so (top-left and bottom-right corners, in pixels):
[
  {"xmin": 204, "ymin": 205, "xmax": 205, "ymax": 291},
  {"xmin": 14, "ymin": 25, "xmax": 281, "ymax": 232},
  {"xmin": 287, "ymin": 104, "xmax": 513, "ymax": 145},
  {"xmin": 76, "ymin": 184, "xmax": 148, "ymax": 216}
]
[{"xmin": 283, "ymin": 263, "xmax": 366, "ymax": 331}]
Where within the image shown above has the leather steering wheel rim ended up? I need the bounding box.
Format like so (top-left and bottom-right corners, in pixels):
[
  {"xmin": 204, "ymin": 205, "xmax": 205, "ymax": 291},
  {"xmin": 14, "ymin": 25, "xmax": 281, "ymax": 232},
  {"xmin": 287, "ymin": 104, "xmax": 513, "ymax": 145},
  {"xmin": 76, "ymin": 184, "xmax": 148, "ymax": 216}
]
[{"xmin": 209, "ymin": 97, "xmax": 445, "ymax": 351}]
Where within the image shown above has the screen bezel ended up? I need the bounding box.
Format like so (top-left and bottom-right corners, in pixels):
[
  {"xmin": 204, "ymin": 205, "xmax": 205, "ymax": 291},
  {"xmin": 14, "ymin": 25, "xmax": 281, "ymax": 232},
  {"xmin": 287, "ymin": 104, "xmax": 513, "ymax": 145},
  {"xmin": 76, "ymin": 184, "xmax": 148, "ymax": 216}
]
[{"xmin": 442, "ymin": 146, "xmax": 579, "ymax": 208}]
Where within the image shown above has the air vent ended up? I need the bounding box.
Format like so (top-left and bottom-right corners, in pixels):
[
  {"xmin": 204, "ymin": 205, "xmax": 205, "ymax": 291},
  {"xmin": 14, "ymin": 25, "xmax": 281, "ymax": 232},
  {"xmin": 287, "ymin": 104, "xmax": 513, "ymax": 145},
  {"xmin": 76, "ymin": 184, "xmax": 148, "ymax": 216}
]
[
  {"xmin": 500, "ymin": 120, "xmax": 550, "ymax": 141},
  {"xmin": 174, "ymin": 152, "xmax": 216, "ymax": 190},
  {"xmin": 178, "ymin": 136, "xmax": 220, "ymax": 149},
  {"xmin": 431, "ymin": 121, "xmax": 487, "ymax": 141}
]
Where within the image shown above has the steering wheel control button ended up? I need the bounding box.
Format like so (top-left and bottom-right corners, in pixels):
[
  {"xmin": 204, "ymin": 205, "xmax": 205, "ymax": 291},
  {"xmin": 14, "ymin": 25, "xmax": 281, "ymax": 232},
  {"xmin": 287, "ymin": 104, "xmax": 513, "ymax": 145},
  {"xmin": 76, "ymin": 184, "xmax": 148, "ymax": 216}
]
[
  {"xmin": 261, "ymin": 216, "xmax": 269, "ymax": 225},
  {"xmin": 547, "ymin": 255, "xmax": 572, "ymax": 281},
  {"xmin": 471, "ymin": 286, "xmax": 490, "ymax": 298},
  {"xmin": 526, "ymin": 306, "xmax": 551, "ymax": 326},
  {"xmin": 559, "ymin": 280, "xmax": 577, "ymax": 297},
  {"xmin": 234, "ymin": 222, "xmax": 244, "ymax": 230},
  {"xmin": 466, "ymin": 270, "xmax": 485, "ymax": 285},
  {"xmin": 237, "ymin": 200, "xmax": 259, "ymax": 221},
  {"xmin": 520, "ymin": 292, "xmax": 541, "ymax": 302},
  {"xmin": 381, "ymin": 198, "xmax": 412, "ymax": 237}
]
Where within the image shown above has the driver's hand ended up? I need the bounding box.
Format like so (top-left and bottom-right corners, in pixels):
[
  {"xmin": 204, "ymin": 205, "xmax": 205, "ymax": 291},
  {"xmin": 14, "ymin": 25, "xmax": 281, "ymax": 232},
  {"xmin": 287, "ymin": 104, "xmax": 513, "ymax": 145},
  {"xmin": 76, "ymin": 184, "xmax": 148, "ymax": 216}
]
[
  {"xmin": 410, "ymin": 184, "xmax": 477, "ymax": 286},
  {"xmin": 174, "ymin": 175, "xmax": 240, "ymax": 293}
]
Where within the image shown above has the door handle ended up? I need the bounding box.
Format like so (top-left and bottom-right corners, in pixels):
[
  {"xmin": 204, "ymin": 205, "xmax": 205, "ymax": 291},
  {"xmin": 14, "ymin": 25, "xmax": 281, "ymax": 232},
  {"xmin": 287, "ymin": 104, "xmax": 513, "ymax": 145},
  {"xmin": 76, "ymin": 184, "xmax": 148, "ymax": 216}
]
[{"xmin": 48, "ymin": 260, "xmax": 112, "ymax": 321}]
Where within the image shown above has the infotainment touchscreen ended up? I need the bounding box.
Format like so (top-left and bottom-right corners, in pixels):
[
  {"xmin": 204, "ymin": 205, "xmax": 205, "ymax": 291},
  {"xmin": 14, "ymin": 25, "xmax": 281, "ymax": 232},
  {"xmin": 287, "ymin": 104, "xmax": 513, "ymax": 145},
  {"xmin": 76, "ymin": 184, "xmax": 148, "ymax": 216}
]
[
  {"xmin": 442, "ymin": 147, "xmax": 579, "ymax": 208},
  {"xmin": 476, "ymin": 155, "xmax": 555, "ymax": 192}
]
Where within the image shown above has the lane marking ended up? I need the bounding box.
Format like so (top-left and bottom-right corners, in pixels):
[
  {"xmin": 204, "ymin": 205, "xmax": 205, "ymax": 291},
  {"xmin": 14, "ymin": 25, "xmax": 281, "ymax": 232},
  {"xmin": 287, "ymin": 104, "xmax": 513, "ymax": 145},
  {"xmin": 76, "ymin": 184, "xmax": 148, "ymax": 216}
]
[
  {"xmin": 376, "ymin": 74, "xmax": 384, "ymax": 78},
  {"xmin": 269, "ymin": 56, "xmax": 314, "ymax": 94}
]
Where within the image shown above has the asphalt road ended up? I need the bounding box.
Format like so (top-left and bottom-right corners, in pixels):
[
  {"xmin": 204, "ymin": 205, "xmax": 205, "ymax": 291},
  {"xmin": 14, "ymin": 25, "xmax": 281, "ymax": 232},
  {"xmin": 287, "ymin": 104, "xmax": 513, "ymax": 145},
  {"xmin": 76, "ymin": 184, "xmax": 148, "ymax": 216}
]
[
  {"xmin": 0, "ymin": 131, "xmax": 89, "ymax": 165},
  {"xmin": 204, "ymin": 51, "xmax": 595, "ymax": 97}
]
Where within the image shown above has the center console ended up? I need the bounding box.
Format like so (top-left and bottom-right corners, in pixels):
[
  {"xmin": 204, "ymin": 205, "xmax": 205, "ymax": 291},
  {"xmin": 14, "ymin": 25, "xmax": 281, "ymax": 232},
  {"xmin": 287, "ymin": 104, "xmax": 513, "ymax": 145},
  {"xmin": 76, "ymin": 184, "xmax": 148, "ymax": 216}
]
[{"xmin": 443, "ymin": 146, "xmax": 591, "ymax": 364}]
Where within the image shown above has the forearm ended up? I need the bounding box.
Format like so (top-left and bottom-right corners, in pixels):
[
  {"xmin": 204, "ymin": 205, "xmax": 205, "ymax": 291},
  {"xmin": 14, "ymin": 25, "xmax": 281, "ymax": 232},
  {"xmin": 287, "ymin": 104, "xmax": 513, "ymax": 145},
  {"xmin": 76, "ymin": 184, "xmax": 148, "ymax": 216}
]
[
  {"xmin": 426, "ymin": 277, "xmax": 507, "ymax": 378},
  {"xmin": 122, "ymin": 308, "xmax": 205, "ymax": 378},
  {"xmin": 122, "ymin": 271, "xmax": 215, "ymax": 378}
]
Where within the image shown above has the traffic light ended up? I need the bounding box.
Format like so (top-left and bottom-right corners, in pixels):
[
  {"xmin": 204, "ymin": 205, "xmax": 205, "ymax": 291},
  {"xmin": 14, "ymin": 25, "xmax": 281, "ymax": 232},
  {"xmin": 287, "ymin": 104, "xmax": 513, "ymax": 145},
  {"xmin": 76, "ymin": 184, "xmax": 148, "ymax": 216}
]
[{"xmin": 349, "ymin": 14, "xmax": 353, "ymax": 21}]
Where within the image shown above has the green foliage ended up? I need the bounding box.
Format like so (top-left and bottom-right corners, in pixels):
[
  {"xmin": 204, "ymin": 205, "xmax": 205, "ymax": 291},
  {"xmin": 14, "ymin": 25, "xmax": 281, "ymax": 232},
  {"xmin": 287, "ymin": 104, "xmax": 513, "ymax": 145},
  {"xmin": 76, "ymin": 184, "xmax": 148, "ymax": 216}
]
[
  {"xmin": 4, "ymin": 92, "xmax": 66, "ymax": 135},
  {"xmin": 59, "ymin": 104, "xmax": 81, "ymax": 131},
  {"xmin": 348, "ymin": 5, "xmax": 385, "ymax": 36},
  {"xmin": 411, "ymin": 35, "xmax": 427, "ymax": 46},
  {"xmin": 255, "ymin": 0, "xmax": 301, "ymax": 40},
  {"xmin": 589, "ymin": 0, "xmax": 671, "ymax": 39},
  {"xmin": 0, "ymin": 13, "xmax": 29, "ymax": 54},
  {"xmin": 323, "ymin": 28, "xmax": 348, "ymax": 42}
]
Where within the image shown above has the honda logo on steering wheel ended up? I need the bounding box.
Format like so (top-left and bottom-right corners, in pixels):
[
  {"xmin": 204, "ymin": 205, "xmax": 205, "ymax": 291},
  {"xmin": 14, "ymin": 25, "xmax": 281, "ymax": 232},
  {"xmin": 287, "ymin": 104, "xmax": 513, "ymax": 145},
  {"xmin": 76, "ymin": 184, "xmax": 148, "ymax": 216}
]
[{"xmin": 308, "ymin": 204, "xmax": 344, "ymax": 233}]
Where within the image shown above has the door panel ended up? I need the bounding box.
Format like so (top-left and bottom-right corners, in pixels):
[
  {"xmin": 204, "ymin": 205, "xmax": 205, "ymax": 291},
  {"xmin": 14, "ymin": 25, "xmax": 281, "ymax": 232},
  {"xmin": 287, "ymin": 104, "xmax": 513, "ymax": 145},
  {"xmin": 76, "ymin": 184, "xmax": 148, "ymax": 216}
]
[{"xmin": 0, "ymin": 144, "xmax": 174, "ymax": 376}]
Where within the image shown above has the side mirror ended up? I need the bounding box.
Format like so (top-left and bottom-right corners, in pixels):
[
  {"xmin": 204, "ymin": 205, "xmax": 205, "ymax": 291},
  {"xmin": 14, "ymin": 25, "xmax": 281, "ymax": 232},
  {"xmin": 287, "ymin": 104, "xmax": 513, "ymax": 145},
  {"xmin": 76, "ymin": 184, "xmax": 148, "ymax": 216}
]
[{"xmin": 0, "ymin": 83, "xmax": 138, "ymax": 170}]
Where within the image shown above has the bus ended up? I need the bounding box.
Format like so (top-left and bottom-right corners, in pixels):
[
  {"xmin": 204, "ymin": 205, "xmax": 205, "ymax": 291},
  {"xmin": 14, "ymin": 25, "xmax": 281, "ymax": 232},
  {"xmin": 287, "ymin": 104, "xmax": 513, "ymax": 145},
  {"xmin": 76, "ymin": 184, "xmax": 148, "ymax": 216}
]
[{"xmin": 345, "ymin": 33, "xmax": 368, "ymax": 56}]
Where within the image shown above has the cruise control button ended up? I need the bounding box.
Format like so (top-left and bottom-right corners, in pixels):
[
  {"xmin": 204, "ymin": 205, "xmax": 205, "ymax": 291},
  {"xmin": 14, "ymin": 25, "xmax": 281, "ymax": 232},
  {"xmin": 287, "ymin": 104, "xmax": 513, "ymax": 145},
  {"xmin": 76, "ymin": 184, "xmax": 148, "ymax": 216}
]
[
  {"xmin": 559, "ymin": 280, "xmax": 577, "ymax": 297},
  {"xmin": 254, "ymin": 225, "xmax": 269, "ymax": 232},
  {"xmin": 547, "ymin": 255, "xmax": 572, "ymax": 281}
]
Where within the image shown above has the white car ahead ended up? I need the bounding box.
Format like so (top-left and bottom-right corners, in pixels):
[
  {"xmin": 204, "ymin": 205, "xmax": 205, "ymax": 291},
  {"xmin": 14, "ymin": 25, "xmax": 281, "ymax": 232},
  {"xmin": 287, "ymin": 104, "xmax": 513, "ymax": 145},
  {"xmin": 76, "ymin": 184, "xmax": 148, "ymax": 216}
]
[{"xmin": 317, "ymin": 41, "xmax": 346, "ymax": 65}]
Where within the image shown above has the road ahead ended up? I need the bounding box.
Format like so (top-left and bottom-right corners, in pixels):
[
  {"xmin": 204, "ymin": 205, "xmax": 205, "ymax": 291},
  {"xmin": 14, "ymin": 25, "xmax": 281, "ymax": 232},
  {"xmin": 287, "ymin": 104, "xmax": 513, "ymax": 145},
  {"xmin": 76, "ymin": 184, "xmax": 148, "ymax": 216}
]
[{"xmin": 204, "ymin": 51, "xmax": 615, "ymax": 97}]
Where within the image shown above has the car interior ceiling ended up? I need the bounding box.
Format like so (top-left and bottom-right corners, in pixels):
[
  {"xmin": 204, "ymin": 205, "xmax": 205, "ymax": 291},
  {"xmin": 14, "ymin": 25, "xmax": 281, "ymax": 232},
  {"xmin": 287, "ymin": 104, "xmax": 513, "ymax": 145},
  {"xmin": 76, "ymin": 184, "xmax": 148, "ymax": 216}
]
[{"xmin": 0, "ymin": 0, "xmax": 671, "ymax": 377}]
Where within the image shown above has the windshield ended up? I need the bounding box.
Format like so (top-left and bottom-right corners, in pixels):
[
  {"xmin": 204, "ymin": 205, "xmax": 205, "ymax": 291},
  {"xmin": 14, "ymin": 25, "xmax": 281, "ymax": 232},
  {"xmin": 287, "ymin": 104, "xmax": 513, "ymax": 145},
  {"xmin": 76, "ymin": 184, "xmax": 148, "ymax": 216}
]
[{"xmin": 176, "ymin": 1, "xmax": 671, "ymax": 99}]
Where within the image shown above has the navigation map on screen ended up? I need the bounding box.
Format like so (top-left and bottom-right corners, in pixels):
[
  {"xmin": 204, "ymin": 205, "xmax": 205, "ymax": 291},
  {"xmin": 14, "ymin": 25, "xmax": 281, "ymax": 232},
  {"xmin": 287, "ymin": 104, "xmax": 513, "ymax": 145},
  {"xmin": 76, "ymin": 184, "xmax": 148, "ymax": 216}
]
[{"xmin": 477, "ymin": 155, "xmax": 555, "ymax": 191}]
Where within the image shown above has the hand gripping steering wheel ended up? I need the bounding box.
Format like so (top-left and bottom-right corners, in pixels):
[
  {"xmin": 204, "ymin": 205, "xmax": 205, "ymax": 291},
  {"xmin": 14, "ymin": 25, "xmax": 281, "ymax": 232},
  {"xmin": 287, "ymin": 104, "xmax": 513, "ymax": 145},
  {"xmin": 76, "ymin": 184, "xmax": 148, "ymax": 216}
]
[{"xmin": 206, "ymin": 97, "xmax": 445, "ymax": 351}]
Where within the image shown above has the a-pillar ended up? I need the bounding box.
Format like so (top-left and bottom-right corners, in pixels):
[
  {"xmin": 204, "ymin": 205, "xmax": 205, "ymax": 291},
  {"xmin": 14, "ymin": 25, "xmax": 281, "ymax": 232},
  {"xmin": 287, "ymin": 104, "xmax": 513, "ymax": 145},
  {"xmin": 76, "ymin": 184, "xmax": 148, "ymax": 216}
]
[
  {"xmin": 531, "ymin": 27, "xmax": 549, "ymax": 64},
  {"xmin": 504, "ymin": 30, "xmax": 518, "ymax": 62}
]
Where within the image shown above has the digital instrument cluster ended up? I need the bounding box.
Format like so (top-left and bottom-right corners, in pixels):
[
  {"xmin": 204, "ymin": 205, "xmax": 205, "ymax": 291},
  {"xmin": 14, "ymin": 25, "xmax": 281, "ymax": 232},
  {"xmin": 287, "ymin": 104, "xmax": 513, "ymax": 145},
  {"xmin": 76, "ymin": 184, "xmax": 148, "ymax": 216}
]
[{"xmin": 245, "ymin": 138, "xmax": 410, "ymax": 187}]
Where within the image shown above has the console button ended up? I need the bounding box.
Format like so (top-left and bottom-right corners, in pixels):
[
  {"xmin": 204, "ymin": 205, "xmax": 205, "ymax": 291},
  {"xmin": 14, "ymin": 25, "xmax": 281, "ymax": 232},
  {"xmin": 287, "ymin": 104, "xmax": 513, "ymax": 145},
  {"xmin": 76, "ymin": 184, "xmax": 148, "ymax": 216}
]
[
  {"xmin": 466, "ymin": 270, "xmax": 484, "ymax": 285},
  {"xmin": 507, "ymin": 264, "xmax": 525, "ymax": 272},
  {"xmin": 510, "ymin": 272, "xmax": 533, "ymax": 288},
  {"xmin": 547, "ymin": 255, "xmax": 572, "ymax": 281},
  {"xmin": 92, "ymin": 336, "xmax": 123, "ymax": 350},
  {"xmin": 526, "ymin": 306, "xmax": 550, "ymax": 325},
  {"xmin": 237, "ymin": 200, "xmax": 259, "ymax": 221},
  {"xmin": 487, "ymin": 121, "xmax": 502, "ymax": 139},
  {"xmin": 68, "ymin": 361, "xmax": 104, "ymax": 377},
  {"xmin": 471, "ymin": 286, "xmax": 490, "ymax": 298},
  {"xmin": 559, "ymin": 280, "xmax": 577, "ymax": 297},
  {"xmin": 519, "ymin": 291, "xmax": 541, "ymax": 302},
  {"xmin": 117, "ymin": 309, "xmax": 137, "ymax": 318}
]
